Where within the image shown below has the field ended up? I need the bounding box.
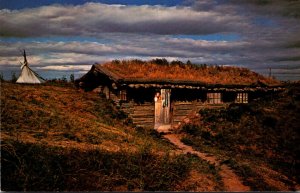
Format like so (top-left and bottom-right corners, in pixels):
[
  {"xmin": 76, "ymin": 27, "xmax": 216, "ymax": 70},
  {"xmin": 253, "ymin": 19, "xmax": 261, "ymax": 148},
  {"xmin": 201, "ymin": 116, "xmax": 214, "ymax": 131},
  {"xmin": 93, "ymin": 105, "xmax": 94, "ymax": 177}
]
[{"xmin": 1, "ymin": 81, "xmax": 299, "ymax": 191}]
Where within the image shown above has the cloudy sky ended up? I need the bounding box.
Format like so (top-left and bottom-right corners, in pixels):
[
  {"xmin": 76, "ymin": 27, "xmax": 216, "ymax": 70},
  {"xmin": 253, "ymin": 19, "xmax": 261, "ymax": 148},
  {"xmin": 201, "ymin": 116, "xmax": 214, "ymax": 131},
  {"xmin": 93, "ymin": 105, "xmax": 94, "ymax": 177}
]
[{"xmin": 0, "ymin": 0, "xmax": 300, "ymax": 80}]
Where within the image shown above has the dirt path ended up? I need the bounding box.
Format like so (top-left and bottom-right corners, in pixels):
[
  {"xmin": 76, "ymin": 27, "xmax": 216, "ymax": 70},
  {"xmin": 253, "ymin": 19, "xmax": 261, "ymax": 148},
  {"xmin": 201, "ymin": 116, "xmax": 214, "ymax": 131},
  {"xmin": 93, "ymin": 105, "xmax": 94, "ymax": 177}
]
[{"xmin": 164, "ymin": 134, "xmax": 251, "ymax": 191}]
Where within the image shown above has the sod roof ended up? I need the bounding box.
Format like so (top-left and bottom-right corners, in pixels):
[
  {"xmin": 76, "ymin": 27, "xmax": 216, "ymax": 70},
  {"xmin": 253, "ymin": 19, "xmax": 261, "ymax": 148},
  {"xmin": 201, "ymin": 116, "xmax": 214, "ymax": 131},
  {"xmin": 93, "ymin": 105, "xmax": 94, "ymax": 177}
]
[{"xmin": 95, "ymin": 60, "xmax": 280, "ymax": 86}]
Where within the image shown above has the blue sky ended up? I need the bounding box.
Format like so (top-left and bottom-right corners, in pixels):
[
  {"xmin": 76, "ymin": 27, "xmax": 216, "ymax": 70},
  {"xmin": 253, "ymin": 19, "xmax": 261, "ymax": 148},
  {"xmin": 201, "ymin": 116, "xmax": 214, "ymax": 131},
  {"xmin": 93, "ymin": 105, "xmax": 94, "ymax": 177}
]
[
  {"xmin": 0, "ymin": 0, "xmax": 183, "ymax": 9},
  {"xmin": 0, "ymin": 0, "xmax": 300, "ymax": 80}
]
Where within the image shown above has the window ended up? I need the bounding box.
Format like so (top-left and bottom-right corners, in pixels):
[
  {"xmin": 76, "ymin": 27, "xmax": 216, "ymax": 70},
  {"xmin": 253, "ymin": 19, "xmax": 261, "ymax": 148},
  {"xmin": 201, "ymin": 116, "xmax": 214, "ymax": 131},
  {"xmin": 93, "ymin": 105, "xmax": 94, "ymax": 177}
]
[
  {"xmin": 119, "ymin": 90, "xmax": 127, "ymax": 101},
  {"xmin": 207, "ymin": 93, "xmax": 222, "ymax": 104},
  {"xmin": 236, "ymin": 93, "xmax": 248, "ymax": 103}
]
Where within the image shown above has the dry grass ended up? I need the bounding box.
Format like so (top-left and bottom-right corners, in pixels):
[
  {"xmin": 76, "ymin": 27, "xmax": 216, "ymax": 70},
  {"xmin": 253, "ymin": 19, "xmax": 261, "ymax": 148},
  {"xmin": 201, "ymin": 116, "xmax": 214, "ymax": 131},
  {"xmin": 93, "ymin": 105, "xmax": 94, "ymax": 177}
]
[
  {"xmin": 179, "ymin": 83, "xmax": 300, "ymax": 191},
  {"xmin": 1, "ymin": 140, "xmax": 191, "ymax": 191},
  {"xmin": 102, "ymin": 59, "xmax": 280, "ymax": 85},
  {"xmin": 0, "ymin": 82, "xmax": 223, "ymax": 191},
  {"xmin": 0, "ymin": 82, "xmax": 173, "ymax": 153}
]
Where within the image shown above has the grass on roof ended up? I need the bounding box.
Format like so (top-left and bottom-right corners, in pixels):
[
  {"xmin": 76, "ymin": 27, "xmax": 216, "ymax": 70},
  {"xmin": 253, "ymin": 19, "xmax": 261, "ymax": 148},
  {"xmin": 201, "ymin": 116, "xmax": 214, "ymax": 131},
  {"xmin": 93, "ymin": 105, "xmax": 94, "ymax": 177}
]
[{"xmin": 102, "ymin": 59, "xmax": 280, "ymax": 85}]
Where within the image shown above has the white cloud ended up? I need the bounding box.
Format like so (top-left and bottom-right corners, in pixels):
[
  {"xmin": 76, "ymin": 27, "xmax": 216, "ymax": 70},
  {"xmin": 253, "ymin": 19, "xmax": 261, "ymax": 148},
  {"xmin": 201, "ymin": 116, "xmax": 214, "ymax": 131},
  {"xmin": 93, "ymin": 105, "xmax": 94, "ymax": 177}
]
[
  {"xmin": 0, "ymin": 1, "xmax": 299, "ymax": 80},
  {"xmin": 0, "ymin": 2, "xmax": 249, "ymax": 37},
  {"xmin": 0, "ymin": 35, "xmax": 298, "ymax": 71},
  {"xmin": 37, "ymin": 65, "xmax": 91, "ymax": 71}
]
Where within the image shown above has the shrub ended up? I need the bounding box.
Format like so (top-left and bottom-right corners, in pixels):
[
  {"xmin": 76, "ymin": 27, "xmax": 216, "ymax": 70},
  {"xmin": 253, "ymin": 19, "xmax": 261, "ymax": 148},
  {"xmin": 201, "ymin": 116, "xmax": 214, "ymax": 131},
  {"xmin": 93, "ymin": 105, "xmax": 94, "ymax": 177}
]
[
  {"xmin": 150, "ymin": 58, "xmax": 169, "ymax": 66},
  {"xmin": 201, "ymin": 130, "xmax": 212, "ymax": 141},
  {"xmin": 69, "ymin": 74, "xmax": 75, "ymax": 83},
  {"xmin": 149, "ymin": 129, "xmax": 162, "ymax": 139},
  {"xmin": 181, "ymin": 124, "xmax": 200, "ymax": 136},
  {"xmin": 61, "ymin": 75, "xmax": 67, "ymax": 82},
  {"xmin": 226, "ymin": 103, "xmax": 253, "ymax": 122},
  {"xmin": 262, "ymin": 115, "xmax": 278, "ymax": 128},
  {"xmin": 181, "ymin": 137, "xmax": 194, "ymax": 146},
  {"xmin": 0, "ymin": 72, "xmax": 4, "ymax": 82},
  {"xmin": 11, "ymin": 72, "xmax": 17, "ymax": 82}
]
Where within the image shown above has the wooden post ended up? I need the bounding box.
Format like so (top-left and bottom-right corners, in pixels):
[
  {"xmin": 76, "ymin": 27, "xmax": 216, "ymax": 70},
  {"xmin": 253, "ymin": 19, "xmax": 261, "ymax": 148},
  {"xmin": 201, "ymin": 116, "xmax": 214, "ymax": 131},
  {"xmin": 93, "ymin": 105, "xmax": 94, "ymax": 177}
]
[
  {"xmin": 23, "ymin": 49, "xmax": 28, "ymax": 65},
  {"xmin": 154, "ymin": 92, "xmax": 162, "ymax": 126}
]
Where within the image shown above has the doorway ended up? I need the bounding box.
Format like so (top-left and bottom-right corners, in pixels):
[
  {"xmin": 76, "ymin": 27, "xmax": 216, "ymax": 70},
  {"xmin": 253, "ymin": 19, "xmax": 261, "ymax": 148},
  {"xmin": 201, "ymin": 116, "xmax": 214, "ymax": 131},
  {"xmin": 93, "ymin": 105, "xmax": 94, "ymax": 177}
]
[{"xmin": 154, "ymin": 89, "xmax": 171, "ymax": 129}]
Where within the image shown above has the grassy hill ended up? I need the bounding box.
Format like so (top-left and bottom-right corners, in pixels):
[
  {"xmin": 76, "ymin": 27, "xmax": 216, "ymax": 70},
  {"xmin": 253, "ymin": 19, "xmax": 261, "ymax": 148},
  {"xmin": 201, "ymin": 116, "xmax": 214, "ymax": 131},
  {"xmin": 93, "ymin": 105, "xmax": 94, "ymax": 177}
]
[
  {"xmin": 1, "ymin": 82, "xmax": 222, "ymax": 191},
  {"xmin": 1, "ymin": 81, "xmax": 299, "ymax": 191},
  {"xmin": 179, "ymin": 82, "xmax": 300, "ymax": 191}
]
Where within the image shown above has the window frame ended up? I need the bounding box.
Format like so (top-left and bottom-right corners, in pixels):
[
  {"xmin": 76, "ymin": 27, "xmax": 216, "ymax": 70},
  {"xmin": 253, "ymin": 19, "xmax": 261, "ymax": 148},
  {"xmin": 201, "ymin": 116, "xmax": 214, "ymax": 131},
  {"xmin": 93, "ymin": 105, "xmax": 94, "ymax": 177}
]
[
  {"xmin": 207, "ymin": 92, "xmax": 222, "ymax": 104},
  {"xmin": 119, "ymin": 90, "xmax": 127, "ymax": 101},
  {"xmin": 236, "ymin": 93, "xmax": 248, "ymax": 103}
]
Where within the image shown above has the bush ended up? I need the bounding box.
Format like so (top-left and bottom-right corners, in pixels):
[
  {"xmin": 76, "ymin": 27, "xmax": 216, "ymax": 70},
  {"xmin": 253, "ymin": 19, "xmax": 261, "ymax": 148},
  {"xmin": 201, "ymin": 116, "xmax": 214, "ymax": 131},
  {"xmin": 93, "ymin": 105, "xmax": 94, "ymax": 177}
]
[
  {"xmin": 181, "ymin": 124, "xmax": 200, "ymax": 136},
  {"xmin": 181, "ymin": 137, "xmax": 194, "ymax": 146},
  {"xmin": 61, "ymin": 75, "xmax": 67, "ymax": 82},
  {"xmin": 201, "ymin": 130, "xmax": 212, "ymax": 141},
  {"xmin": 226, "ymin": 103, "xmax": 253, "ymax": 122},
  {"xmin": 149, "ymin": 129, "xmax": 162, "ymax": 139},
  {"xmin": 69, "ymin": 74, "xmax": 75, "ymax": 83},
  {"xmin": 262, "ymin": 115, "xmax": 278, "ymax": 128},
  {"xmin": 0, "ymin": 72, "xmax": 4, "ymax": 82},
  {"xmin": 11, "ymin": 72, "xmax": 17, "ymax": 82},
  {"xmin": 150, "ymin": 58, "xmax": 169, "ymax": 66}
]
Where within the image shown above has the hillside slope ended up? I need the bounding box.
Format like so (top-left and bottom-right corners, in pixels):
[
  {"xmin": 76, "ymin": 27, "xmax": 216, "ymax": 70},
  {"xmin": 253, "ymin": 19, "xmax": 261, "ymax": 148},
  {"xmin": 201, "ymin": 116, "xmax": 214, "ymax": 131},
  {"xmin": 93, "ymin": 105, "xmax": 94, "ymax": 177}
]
[
  {"xmin": 2, "ymin": 82, "xmax": 298, "ymax": 191},
  {"xmin": 0, "ymin": 82, "xmax": 169, "ymax": 152},
  {"xmin": 179, "ymin": 83, "xmax": 300, "ymax": 191},
  {"xmin": 1, "ymin": 82, "xmax": 222, "ymax": 191}
]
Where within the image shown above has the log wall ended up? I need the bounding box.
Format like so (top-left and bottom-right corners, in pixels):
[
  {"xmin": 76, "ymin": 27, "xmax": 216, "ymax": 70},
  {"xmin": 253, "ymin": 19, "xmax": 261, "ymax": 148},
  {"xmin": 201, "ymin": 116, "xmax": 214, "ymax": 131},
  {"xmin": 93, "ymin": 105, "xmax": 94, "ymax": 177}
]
[
  {"xmin": 172, "ymin": 101, "xmax": 202, "ymax": 125},
  {"xmin": 172, "ymin": 101, "xmax": 228, "ymax": 126},
  {"xmin": 121, "ymin": 101, "xmax": 155, "ymax": 129},
  {"xmin": 120, "ymin": 100, "xmax": 228, "ymax": 129}
]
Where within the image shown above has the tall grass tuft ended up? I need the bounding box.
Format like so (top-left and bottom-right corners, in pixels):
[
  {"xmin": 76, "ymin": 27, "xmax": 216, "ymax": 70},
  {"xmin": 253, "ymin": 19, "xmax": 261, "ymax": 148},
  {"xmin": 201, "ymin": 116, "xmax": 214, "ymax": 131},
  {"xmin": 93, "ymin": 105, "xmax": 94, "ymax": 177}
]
[{"xmin": 1, "ymin": 140, "xmax": 191, "ymax": 191}]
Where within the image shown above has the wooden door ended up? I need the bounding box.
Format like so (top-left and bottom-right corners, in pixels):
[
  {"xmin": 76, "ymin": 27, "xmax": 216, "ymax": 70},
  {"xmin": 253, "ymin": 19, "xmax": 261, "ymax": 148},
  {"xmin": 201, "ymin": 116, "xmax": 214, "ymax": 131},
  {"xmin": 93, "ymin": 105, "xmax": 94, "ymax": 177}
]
[{"xmin": 155, "ymin": 89, "xmax": 171, "ymax": 127}]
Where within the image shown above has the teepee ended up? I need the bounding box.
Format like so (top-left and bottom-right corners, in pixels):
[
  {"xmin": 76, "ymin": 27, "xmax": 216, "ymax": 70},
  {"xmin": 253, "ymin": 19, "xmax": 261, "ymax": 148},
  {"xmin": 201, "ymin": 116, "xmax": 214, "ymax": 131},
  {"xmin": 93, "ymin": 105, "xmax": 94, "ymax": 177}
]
[{"xmin": 16, "ymin": 50, "xmax": 45, "ymax": 84}]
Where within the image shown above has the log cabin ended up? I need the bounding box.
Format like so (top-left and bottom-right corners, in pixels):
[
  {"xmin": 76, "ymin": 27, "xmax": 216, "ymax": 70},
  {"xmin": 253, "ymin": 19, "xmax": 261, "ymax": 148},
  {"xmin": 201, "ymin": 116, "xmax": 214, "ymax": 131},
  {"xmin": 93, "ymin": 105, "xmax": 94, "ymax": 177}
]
[{"xmin": 75, "ymin": 59, "xmax": 284, "ymax": 130}]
